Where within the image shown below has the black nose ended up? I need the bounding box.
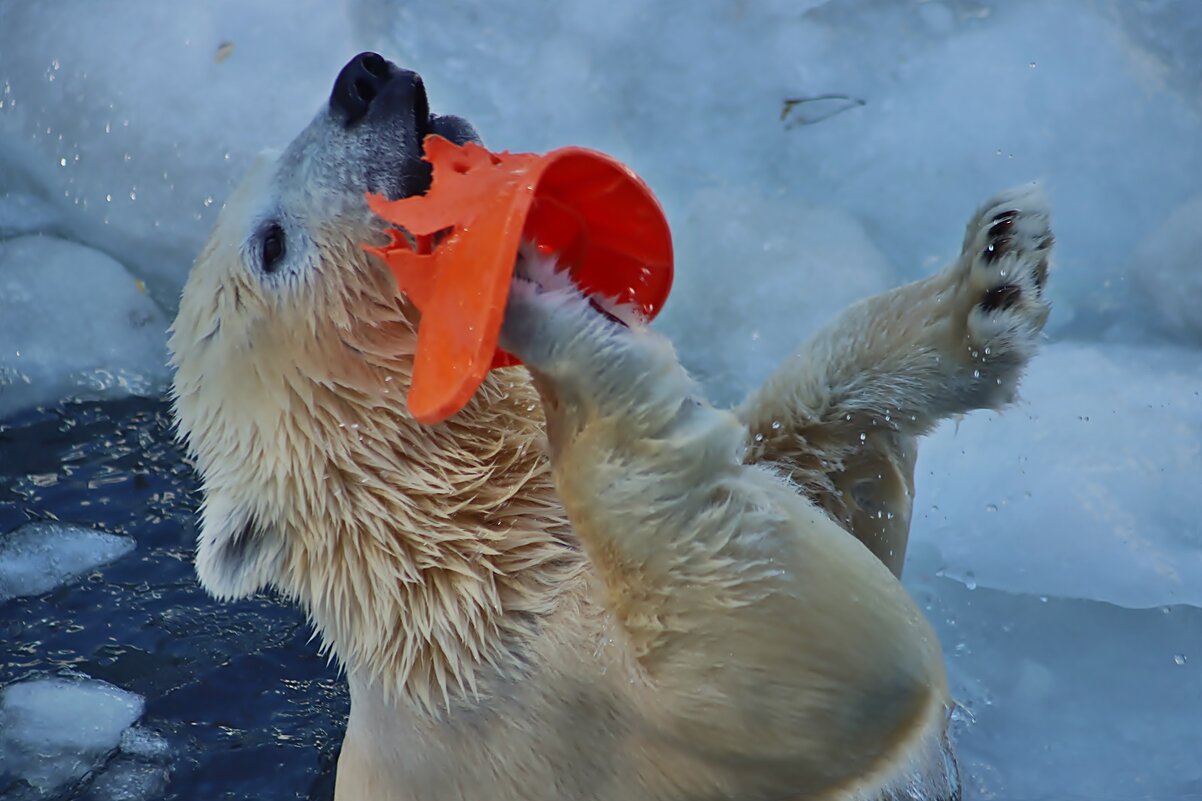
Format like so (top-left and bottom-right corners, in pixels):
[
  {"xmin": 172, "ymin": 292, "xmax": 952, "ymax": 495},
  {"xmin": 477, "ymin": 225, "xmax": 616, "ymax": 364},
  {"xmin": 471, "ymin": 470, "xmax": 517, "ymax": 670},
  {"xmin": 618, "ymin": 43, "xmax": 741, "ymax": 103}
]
[{"xmin": 330, "ymin": 52, "xmax": 427, "ymax": 127}]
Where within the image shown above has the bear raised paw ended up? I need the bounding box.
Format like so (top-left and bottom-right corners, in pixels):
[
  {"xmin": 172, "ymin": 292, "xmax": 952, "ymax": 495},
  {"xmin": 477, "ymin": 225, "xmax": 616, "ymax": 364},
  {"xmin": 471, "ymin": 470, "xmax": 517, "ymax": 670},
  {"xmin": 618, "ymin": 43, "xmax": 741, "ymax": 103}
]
[
  {"xmin": 170, "ymin": 51, "xmax": 1052, "ymax": 801},
  {"xmin": 740, "ymin": 188, "xmax": 1052, "ymax": 575}
]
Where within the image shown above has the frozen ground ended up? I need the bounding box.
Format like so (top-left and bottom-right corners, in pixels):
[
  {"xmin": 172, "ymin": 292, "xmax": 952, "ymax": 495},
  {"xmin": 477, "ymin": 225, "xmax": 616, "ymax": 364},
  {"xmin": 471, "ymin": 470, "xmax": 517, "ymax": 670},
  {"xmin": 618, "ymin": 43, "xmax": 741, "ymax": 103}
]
[{"xmin": 1, "ymin": 0, "xmax": 1199, "ymax": 799}]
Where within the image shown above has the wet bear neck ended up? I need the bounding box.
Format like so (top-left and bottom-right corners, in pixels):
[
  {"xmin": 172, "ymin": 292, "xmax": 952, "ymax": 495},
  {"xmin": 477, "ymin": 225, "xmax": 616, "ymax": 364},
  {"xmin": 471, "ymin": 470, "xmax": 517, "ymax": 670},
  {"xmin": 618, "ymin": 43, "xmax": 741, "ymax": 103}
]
[{"xmin": 280, "ymin": 363, "xmax": 585, "ymax": 715}]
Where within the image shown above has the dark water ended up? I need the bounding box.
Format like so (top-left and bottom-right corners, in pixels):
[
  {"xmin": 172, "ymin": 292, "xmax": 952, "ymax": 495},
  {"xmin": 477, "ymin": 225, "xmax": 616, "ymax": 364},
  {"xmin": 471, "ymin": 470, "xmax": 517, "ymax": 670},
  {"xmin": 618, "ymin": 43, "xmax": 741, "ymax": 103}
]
[
  {"xmin": 5, "ymin": 397, "xmax": 1201, "ymax": 801},
  {"xmin": 0, "ymin": 396, "xmax": 347, "ymax": 800}
]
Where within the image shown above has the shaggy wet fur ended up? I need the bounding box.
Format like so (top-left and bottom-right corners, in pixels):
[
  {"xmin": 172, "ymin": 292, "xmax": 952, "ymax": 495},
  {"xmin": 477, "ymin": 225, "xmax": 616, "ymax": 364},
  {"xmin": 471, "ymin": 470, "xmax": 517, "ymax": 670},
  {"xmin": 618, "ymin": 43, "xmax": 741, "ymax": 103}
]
[{"xmin": 169, "ymin": 58, "xmax": 1051, "ymax": 801}]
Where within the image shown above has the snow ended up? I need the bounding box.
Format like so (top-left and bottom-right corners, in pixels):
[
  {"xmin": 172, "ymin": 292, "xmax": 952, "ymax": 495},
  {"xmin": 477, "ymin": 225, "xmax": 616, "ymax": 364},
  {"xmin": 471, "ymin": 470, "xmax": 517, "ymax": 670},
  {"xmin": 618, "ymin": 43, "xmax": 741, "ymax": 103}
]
[
  {"xmin": 386, "ymin": 0, "xmax": 1202, "ymax": 344},
  {"xmin": 0, "ymin": 235, "xmax": 171, "ymax": 417},
  {"xmin": 664, "ymin": 188, "xmax": 894, "ymax": 401},
  {"xmin": 0, "ymin": 676, "xmax": 143, "ymax": 796},
  {"xmin": 1, "ymin": 0, "xmax": 1200, "ymax": 798},
  {"xmin": 0, "ymin": 522, "xmax": 135, "ymax": 603},
  {"xmin": 0, "ymin": 0, "xmax": 373, "ymax": 310}
]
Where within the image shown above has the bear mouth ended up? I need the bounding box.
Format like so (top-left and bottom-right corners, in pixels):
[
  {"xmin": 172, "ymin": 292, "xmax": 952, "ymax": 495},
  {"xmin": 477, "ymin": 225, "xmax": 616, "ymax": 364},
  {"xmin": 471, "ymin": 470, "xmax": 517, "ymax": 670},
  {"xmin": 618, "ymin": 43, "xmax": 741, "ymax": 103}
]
[
  {"xmin": 329, "ymin": 53, "xmax": 482, "ymax": 201},
  {"xmin": 377, "ymin": 109, "xmax": 485, "ymax": 199}
]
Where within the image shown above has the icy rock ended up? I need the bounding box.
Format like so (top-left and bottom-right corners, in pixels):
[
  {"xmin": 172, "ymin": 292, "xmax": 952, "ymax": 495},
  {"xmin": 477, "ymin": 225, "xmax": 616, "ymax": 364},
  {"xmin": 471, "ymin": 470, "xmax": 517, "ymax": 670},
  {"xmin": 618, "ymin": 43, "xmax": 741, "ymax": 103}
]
[
  {"xmin": 1130, "ymin": 193, "xmax": 1202, "ymax": 346},
  {"xmin": 78, "ymin": 758, "xmax": 168, "ymax": 801},
  {"xmin": 0, "ymin": 0, "xmax": 373, "ymax": 308},
  {"xmin": 905, "ymin": 551, "xmax": 1202, "ymax": 801},
  {"xmin": 0, "ymin": 234, "xmax": 171, "ymax": 417},
  {"xmin": 0, "ymin": 191, "xmax": 62, "ymax": 239},
  {"xmin": 117, "ymin": 728, "xmax": 169, "ymax": 761},
  {"xmin": 0, "ymin": 522, "xmax": 135, "ymax": 603},
  {"xmin": 913, "ymin": 341, "xmax": 1202, "ymax": 608},
  {"xmin": 0, "ymin": 676, "xmax": 144, "ymax": 795}
]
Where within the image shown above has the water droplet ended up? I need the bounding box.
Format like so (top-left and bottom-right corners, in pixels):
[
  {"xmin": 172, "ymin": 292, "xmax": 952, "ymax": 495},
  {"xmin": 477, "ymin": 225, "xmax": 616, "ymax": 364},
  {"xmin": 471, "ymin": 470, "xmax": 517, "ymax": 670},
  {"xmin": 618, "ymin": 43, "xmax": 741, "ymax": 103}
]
[
  {"xmin": 985, "ymin": 503, "xmax": 998, "ymax": 513},
  {"xmin": 973, "ymin": 369, "xmax": 981, "ymax": 379},
  {"xmin": 1028, "ymin": 61, "xmax": 1036, "ymax": 69},
  {"xmin": 770, "ymin": 420, "xmax": 782, "ymax": 430},
  {"xmin": 203, "ymin": 196, "xmax": 214, "ymax": 207},
  {"xmin": 859, "ymin": 432, "xmax": 866, "ymax": 443},
  {"xmin": 1174, "ymin": 654, "xmax": 1187, "ymax": 666},
  {"xmin": 753, "ymin": 433, "xmax": 764, "ymax": 443},
  {"xmin": 964, "ymin": 572, "xmax": 977, "ymax": 590}
]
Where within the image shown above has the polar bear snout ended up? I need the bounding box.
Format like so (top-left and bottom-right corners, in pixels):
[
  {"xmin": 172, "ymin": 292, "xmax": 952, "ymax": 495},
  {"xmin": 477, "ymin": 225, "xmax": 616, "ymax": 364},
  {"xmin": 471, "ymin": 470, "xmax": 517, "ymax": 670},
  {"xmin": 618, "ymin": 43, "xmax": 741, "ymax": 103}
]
[
  {"xmin": 330, "ymin": 52, "xmax": 428, "ymax": 131},
  {"xmin": 322, "ymin": 52, "xmax": 480, "ymax": 200}
]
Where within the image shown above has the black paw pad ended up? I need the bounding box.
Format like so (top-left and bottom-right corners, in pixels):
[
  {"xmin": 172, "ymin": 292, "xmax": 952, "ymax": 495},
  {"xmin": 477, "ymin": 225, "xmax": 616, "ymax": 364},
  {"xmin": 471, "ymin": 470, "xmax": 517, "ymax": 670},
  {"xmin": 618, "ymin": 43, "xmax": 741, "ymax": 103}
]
[
  {"xmin": 980, "ymin": 284, "xmax": 1022, "ymax": 312},
  {"xmin": 983, "ymin": 210, "xmax": 1019, "ymax": 264},
  {"xmin": 588, "ymin": 298, "xmax": 629, "ymax": 328},
  {"xmin": 988, "ymin": 210, "xmax": 1018, "ymax": 238}
]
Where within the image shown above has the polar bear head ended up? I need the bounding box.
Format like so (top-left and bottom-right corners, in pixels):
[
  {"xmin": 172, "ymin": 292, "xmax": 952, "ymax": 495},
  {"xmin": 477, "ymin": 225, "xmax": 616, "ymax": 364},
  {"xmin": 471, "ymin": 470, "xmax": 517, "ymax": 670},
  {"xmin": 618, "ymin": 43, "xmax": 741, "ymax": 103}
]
[{"xmin": 168, "ymin": 53, "xmax": 493, "ymax": 602}]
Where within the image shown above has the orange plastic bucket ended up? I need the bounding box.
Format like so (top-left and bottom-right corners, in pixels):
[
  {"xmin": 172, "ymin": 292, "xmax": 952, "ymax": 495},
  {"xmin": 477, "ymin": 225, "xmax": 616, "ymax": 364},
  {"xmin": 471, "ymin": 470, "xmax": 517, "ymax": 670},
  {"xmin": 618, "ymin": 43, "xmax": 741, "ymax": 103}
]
[{"xmin": 366, "ymin": 134, "xmax": 673, "ymax": 425}]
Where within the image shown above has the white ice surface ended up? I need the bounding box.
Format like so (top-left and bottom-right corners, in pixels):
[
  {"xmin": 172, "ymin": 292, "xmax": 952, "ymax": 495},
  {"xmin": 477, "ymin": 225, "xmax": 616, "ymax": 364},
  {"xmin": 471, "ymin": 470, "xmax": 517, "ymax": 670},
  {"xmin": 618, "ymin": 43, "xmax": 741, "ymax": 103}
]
[
  {"xmin": 79, "ymin": 759, "xmax": 168, "ymax": 801},
  {"xmin": 0, "ymin": 0, "xmax": 375, "ymax": 309},
  {"xmin": 0, "ymin": 677, "xmax": 143, "ymax": 796},
  {"xmin": 904, "ymin": 550, "xmax": 1202, "ymax": 801},
  {"xmin": 0, "ymin": 522, "xmax": 135, "ymax": 604},
  {"xmin": 0, "ymin": 234, "xmax": 171, "ymax": 417},
  {"xmin": 386, "ymin": 0, "xmax": 1202, "ymax": 344},
  {"xmin": 917, "ymin": 341, "xmax": 1202, "ymax": 609},
  {"xmin": 2, "ymin": 0, "xmax": 1198, "ymax": 403},
  {"xmin": 1129, "ymin": 193, "xmax": 1202, "ymax": 346}
]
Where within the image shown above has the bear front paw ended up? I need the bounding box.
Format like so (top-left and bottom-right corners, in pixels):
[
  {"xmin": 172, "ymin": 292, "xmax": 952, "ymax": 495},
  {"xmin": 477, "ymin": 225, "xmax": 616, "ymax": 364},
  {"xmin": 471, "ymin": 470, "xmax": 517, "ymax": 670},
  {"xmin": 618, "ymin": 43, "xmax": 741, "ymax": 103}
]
[
  {"xmin": 962, "ymin": 187, "xmax": 1053, "ymax": 342},
  {"xmin": 952, "ymin": 187, "xmax": 1054, "ymax": 381}
]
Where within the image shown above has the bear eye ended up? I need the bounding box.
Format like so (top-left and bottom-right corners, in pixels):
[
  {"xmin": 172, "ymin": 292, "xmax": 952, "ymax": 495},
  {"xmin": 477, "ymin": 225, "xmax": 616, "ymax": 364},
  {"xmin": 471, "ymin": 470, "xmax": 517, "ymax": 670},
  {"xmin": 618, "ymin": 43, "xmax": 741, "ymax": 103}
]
[{"xmin": 261, "ymin": 223, "xmax": 286, "ymax": 273}]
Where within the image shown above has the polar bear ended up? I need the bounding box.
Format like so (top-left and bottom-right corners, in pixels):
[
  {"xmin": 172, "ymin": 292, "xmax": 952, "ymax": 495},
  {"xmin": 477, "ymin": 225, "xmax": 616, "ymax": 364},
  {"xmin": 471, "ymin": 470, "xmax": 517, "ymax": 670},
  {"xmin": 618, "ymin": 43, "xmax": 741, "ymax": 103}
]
[{"xmin": 169, "ymin": 52, "xmax": 1052, "ymax": 801}]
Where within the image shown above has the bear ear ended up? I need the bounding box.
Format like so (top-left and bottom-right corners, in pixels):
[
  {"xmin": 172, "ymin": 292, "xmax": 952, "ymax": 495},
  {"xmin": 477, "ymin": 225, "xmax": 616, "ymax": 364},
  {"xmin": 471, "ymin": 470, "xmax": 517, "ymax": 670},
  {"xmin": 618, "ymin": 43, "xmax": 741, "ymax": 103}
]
[
  {"xmin": 428, "ymin": 114, "xmax": 481, "ymax": 146},
  {"xmin": 194, "ymin": 491, "xmax": 284, "ymax": 601}
]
